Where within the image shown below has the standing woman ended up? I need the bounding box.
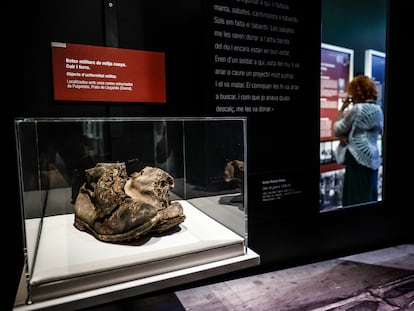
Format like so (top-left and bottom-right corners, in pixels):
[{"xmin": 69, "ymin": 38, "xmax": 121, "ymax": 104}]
[{"xmin": 334, "ymin": 75, "xmax": 384, "ymax": 206}]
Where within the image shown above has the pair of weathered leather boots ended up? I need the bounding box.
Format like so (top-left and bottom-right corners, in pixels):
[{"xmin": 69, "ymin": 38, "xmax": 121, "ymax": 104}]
[{"xmin": 73, "ymin": 162, "xmax": 185, "ymax": 243}]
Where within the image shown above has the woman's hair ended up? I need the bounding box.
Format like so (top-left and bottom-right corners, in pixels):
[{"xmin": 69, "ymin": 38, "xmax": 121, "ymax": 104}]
[{"xmin": 347, "ymin": 75, "xmax": 378, "ymax": 103}]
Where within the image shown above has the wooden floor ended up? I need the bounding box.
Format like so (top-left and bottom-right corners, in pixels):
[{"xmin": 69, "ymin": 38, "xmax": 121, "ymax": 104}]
[{"xmin": 83, "ymin": 243, "xmax": 414, "ymax": 311}]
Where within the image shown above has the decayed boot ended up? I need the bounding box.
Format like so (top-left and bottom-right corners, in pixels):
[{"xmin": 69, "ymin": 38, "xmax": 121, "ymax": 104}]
[
  {"xmin": 124, "ymin": 166, "xmax": 186, "ymax": 234},
  {"xmin": 155, "ymin": 201, "xmax": 186, "ymax": 233},
  {"xmin": 124, "ymin": 166, "xmax": 174, "ymax": 211},
  {"xmin": 74, "ymin": 186, "xmax": 161, "ymax": 242},
  {"xmin": 74, "ymin": 163, "xmax": 160, "ymax": 242},
  {"xmin": 74, "ymin": 163, "xmax": 185, "ymax": 243}
]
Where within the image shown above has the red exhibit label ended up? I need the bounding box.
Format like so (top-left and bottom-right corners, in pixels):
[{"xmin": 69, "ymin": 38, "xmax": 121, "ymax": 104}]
[{"xmin": 51, "ymin": 42, "xmax": 166, "ymax": 103}]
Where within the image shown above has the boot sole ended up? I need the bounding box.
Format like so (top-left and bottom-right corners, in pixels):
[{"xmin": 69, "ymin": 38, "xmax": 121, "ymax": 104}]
[{"xmin": 74, "ymin": 213, "xmax": 161, "ymax": 243}]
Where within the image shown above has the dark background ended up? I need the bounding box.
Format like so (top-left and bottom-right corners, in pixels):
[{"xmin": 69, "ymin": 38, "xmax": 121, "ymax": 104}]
[
  {"xmin": 7, "ymin": 0, "xmax": 411, "ymax": 309},
  {"xmin": 322, "ymin": 0, "xmax": 387, "ymax": 75}
]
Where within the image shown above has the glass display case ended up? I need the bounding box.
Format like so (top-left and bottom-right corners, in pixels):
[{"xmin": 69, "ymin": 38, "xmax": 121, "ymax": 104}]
[{"xmin": 13, "ymin": 117, "xmax": 259, "ymax": 310}]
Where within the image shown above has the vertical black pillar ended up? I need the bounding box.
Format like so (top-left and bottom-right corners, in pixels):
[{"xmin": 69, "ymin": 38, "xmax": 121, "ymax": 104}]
[
  {"xmin": 103, "ymin": 0, "xmax": 122, "ymax": 115},
  {"xmin": 103, "ymin": 0, "xmax": 125, "ymax": 159},
  {"xmin": 103, "ymin": 0, "xmax": 119, "ymax": 48}
]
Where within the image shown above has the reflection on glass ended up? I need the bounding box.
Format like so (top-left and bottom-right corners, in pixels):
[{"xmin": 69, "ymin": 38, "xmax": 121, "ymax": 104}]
[{"xmin": 320, "ymin": 0, "xmax": 387, "ymax": 212}]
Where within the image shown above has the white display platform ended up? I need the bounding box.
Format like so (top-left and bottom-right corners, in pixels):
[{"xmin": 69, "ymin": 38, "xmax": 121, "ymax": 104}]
[
  {"xmin": 14, "ymin": 199, "xmax": 260, "ymax": 310},
  {"xmin": 14, "ymin": 248, "xmax": 259, "ymax": 311}
]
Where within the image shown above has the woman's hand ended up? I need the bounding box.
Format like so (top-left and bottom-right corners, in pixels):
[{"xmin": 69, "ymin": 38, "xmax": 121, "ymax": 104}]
[
  {"xmin": 340, "ymin": 96, "xmax": 353, "ymax": 111},
  {"xmin": 338, "ymin": 135, "xmax": 349, "ymax": 145}
]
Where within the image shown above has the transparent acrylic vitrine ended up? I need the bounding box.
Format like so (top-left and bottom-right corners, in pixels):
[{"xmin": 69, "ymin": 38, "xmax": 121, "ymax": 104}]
[{"xmin": 13, "ymin": 117, "xmax": 259, "ymax": 310}]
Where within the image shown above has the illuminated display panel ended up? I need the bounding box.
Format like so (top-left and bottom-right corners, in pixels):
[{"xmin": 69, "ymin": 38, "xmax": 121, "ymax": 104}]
[
  {"xmin": 320, "ymin": 43, "xmax": 354, "ymax": 212},
  {"xmin": 365, "ymin": 49, "xmax": 386, "ymax": 109}
]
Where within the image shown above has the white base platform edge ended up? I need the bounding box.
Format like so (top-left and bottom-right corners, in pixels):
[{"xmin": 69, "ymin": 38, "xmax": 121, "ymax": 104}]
[{"xmin": 14, "ymin": 248, "xmax": 260, "ymax": 311}]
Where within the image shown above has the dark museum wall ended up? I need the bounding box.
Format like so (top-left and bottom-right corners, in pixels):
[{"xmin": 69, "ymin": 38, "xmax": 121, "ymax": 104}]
[{"xmin": 7, "ymin": 0, "xmax": 411, "ymax": 309}]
